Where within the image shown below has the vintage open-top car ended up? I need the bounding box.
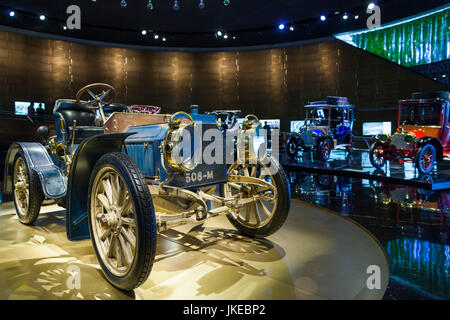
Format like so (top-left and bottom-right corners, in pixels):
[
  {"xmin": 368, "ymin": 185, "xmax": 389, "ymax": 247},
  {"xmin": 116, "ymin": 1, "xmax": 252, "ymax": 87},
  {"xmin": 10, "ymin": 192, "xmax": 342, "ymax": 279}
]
[
  {"xmin": 3, "ymin": 83, "xmax": 290, "ymax": 290},
  {"xmin": 369, "ymin": 91, "xmax": 450, "ymax": 174},
  {"xmin": 286, "ymin": 97, "xmax": 355, "ymax": 160}
]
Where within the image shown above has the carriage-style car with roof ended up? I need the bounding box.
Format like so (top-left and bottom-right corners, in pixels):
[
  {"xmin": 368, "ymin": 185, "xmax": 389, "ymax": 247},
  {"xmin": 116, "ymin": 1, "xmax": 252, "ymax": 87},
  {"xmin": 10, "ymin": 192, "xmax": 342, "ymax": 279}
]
[
  {"xmin": 4, "ymin": 83, "xmax": 290, "ymax": 290},
  {"xmin": 369, "ymin": 92, "xmax": 450, "ymax": 174},
  {"xmin": 286, "ymin": 97, "xmax": 355, "ymax": 160}
]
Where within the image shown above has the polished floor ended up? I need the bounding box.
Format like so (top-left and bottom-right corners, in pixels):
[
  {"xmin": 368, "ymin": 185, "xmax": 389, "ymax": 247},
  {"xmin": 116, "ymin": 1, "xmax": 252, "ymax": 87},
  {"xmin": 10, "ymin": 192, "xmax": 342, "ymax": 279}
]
[
  {"xmin": 282, "ymin": 150, "xmax": 450, "ymax": 190},
  {"xmin": 288, "ymin": 171, "xmax": 450, "ymax": 300},
  {"xmin": 0, "ymin": 198, "xmax": 388, "ymax": 300}
]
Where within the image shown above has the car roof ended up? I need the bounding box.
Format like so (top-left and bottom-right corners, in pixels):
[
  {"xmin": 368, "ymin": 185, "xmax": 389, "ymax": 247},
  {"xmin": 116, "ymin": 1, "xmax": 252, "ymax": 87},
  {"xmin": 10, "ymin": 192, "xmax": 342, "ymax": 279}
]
[
  {"xmin": 399, "ymin": 98, "xmax": 448, "ymax": 103},
  {"xmin": 304, "ymin": 104, "xmax": 355, "ymax": 109}
]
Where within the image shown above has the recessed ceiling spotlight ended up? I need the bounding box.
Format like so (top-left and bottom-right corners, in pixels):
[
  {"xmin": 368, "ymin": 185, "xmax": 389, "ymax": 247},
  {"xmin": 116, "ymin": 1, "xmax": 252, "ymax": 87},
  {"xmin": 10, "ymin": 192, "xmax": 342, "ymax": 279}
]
[
  {"xmin": 334, "ymin": 11, "xmax": 340, "ymax": 15},
  {"xmin": 141, "ymin": 30, "xmax": 147, "ymax": 35},
  {"xmin": 354, "ymin": 15, "xmax": 359, "ymax": 20},
  {"xmin": 216, "ymin": 30, "xmax": 223, "ymax": 37},
  {"xmin": 224, "ymin": 34, "xmax": 228, "ymax": 39},
  {"xmin": 320, "ymin": 15, "xmax": 326, "ymax": 21},
  {"xmin": 39, "ymin": 15, "xmax": 46, "ymax": 21},
  {"xmin": 343, "ymin": 14, "xmax": 348, "ymax": 20},
  {"xmin": 289, "ymin": 26, "xmax": 295, "ymax": 31},
  {"xmin": 154, "ymin": 34, "xmax": 159, "ymax": 39},
  {"xmin": 162, "ymin": 37, "xmax": 166, "ymax": 42},
  {"xmin": 368, "ymin": 3, "xmax": 376, "ymax": 10},
  {"xmin": 278, "ymin": 23, "xmax": 285, "ymax": 30},
  {"xmin": 63, "ymin": 25, "xmax": 67, "ymax": 30},
  {"xmin": 9, "ymin": 11, "xmax": 15, "ymax": 17},
  {"xmin": 232, "ymin": 36, "xmax": 236, "ymax": 40}
]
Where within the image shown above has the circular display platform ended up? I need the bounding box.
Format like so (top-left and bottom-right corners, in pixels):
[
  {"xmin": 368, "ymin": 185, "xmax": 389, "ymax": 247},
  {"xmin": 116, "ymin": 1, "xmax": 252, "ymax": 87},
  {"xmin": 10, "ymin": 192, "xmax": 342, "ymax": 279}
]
[{"xmin": 0, "ymin": 199, "xmax": 389, "ymax": 299}]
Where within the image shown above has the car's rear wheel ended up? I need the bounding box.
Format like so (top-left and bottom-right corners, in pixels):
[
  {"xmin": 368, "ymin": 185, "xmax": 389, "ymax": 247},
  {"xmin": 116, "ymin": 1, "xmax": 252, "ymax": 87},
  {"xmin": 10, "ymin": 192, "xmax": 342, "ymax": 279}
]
[
  {"xmin": 223, "ymin": 156, "xmax": 290, "ymax": 238},
  {"xmin": 346, "ymin": 135, "xmax": 354, "ymax": 153},
  {"xmin": 370, "ymin": 142, "xmax": 386, "ymax": 169},
  {"xmin": 88, "ymin": 152, "xmax": 156, "ymax": 291},
  {"xmin": 13, "ymin": 150, "xmax": 43, "ymax": 225},
  {"xmin": 316, "ymin": 139, "xmax": 332, "ymax": 161},
  {"xmin": 415, "ymin": 144, "xmax": 436, "ymax": 174}
]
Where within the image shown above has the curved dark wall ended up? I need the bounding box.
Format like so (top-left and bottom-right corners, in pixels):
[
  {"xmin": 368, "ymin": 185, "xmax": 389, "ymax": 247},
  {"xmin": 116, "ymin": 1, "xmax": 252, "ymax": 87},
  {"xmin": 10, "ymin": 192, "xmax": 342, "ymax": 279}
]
[{"xmin": 0, "ymin": 30, "xmax": 447, "ymax": 132}]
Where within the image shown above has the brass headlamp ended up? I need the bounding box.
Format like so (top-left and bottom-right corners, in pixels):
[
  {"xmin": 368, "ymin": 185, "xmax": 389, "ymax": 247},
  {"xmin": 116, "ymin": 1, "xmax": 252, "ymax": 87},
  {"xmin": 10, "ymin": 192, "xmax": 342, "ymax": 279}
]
[
  {"xmin": 161, "ymin": 112, "xmax": 199, "ymax": 173},
  {"xmin": 237, "ymin": 114, "xmax": 266, "ymax": 163}
]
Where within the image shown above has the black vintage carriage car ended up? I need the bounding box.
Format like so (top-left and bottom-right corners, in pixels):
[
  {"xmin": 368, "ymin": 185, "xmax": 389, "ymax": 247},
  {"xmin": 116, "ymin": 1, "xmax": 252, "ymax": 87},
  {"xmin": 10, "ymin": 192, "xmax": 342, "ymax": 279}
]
[{"xmin": 286, "ymin": 97, "xmax": 355, "ymax": 160}]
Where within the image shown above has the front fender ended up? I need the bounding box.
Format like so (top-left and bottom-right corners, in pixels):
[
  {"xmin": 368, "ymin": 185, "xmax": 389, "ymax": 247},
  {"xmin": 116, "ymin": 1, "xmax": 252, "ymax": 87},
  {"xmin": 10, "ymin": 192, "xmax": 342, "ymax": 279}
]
[
  {"xmin": 66, "ymin": 133, "xmax": 134, "ymax": 241},
  {"xmin": 3, "ymin": 142, "xmax": 66, "ymax": 199}
]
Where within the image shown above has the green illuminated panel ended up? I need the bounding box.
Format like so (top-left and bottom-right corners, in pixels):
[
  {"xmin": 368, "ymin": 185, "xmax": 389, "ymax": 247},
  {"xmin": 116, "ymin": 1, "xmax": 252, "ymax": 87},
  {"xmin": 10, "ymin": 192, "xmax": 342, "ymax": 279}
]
[{"xmin": 335, "ymin": 7, "xmax": 449, "ymax": 67}]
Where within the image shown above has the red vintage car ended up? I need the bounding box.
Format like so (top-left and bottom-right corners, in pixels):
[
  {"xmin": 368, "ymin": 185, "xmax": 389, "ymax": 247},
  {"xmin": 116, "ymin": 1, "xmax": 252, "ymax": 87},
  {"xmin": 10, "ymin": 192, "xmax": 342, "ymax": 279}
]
[{"xmin": 369, "ymin": 92, "xmax": 450, "ymax": 174}]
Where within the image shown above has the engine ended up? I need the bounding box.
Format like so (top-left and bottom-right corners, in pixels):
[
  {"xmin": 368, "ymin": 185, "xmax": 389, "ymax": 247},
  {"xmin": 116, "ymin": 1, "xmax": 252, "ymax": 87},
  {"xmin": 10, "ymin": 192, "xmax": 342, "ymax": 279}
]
[{"xmin": 389, "ymin": 129, "xmax": 416, "ymax": 150}]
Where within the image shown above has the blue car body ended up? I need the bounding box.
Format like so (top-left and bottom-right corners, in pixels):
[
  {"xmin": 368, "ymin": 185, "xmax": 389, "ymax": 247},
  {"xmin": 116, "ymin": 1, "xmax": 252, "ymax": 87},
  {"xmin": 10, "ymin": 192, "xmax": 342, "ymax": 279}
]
[
  {"xmin": 4, "ymin": 106, "xmax": 227, "ymax": 241},
  {"xmin": 286, "ymin": 97, "xmax": 355, "ymax": 159}
]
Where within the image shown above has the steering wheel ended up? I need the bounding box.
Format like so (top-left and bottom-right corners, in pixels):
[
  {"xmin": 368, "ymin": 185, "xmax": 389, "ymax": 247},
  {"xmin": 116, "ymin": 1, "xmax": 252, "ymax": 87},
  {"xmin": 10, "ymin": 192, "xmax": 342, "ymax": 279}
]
[{"xmin": 76, "ymin": 83, "xmax": 117, "ymax": 111}]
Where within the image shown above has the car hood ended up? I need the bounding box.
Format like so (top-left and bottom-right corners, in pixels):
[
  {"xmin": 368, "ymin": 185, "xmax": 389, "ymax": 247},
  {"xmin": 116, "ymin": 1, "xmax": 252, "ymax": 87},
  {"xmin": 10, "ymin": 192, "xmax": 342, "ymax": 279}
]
[{"xmin": 404, "ymin": 129, "xmax": 427, "ymax": 139}]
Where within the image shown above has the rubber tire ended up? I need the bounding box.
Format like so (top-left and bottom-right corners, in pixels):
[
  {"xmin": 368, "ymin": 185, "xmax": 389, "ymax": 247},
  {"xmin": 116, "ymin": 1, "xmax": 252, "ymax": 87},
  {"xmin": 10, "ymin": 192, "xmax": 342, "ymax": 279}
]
[
  {"xmin": 224, "ymin": 156, "xmax": 291, "ymax": 238},
  {"xmin": 88, "ymin": 152, "xmax": 157, "ymax": 291},
  {"xmin": 415, "ymin": 144, "xmax": 436, "ymax": 174},
  {"xmin": 346, "ymin": 135, "xmax": 354, "ymax": 153},
  {"xmin": 286, "ymin": 138, "xmax": 298, "ymax": 159},
  {"xmin": 13, "ymin": 150, "xmax": 44, "ymax": 225},
  {"xmin": 316, "ymin": 139, "xmax": 332, "ymax": 161},
  {"xmin": 369, "ymin": 142, "xmax": 386, "ymax": 169}
]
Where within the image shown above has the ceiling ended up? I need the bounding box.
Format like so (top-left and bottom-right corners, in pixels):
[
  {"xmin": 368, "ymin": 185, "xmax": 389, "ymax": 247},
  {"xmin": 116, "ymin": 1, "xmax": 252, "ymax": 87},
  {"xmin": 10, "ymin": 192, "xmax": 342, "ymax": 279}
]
[{"xmin": 0, "ymin": 0, "xmax": 447, "ymax": 48}]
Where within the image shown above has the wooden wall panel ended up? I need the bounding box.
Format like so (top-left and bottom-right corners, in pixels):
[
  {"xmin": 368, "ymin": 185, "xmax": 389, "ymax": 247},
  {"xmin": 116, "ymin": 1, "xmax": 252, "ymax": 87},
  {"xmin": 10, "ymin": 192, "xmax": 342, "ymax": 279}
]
[{"xmin": 0, "ymin": 30, "xmax": 447, "ymax": 132}]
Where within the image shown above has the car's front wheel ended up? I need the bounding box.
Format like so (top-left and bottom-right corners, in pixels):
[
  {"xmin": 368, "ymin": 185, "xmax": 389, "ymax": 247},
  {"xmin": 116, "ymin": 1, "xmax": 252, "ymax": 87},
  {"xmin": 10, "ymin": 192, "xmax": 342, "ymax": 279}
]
[
  {"xmin": 369, "ymin": 142, "xmax": 387, "ymax": 169},
  {"xmin": 13, "ymin": 150, "xmax": 43, "ymax": 225},
  {"xmin": 223, "ymin": 156, "xmax": 290, "ymax": 238},
  {"xmin": 415, "ymin": 144, "xmax": 436, "ymax": 174},
  {"xmin": 88, "ymin": 152, "xmax": 156, "ymax": 291},
  {"xmin": 286, "ymin": 138, "xmax": 298, "ymax": 159}
]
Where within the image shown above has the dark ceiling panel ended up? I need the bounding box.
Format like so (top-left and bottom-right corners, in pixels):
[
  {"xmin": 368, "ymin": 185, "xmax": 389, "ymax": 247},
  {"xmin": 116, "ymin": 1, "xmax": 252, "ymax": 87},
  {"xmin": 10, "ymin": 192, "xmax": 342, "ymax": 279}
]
[{"xmin": 0, "ymin": 0, "xmax": 447, "ymax": 48}]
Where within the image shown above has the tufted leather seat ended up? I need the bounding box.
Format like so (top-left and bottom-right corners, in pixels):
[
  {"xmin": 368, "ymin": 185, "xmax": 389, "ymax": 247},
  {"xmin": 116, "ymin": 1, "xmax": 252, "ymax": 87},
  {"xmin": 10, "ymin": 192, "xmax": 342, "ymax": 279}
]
[
  {"xmin": 53, "ymin": 99, "xmax": 104, "ymax": 144},
  {"xmin": 102, "ymin": 103, "xmax": 130, "ymax": 118}
]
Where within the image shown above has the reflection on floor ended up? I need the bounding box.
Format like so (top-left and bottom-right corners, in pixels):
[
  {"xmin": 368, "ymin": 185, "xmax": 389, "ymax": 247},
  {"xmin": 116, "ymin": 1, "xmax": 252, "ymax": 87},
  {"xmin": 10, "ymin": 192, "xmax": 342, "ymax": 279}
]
[
  {"xmin": 288, "ymin": 171, "xmax": 450, "ymax": 300},
  {"xmin": 282, "ymin": 150, "xmax": 450, "ymax": 190},
  {"xmin": 0, "ymin": 200, "xmax": 388, "ymax": 300}
]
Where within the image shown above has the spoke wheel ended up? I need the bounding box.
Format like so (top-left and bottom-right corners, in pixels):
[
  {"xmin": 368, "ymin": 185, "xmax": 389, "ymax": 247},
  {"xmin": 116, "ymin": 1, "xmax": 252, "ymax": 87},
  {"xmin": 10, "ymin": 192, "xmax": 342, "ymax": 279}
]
[
  {"xmin": 346, "ymin": 136, "xmax": 354, "ymax": 152},
  {"xmin": 223, "ymin": 156, "xmax": 290, "ymax": 237},
  {"xmin": 370, "ymin": 142, "xmax": 386, "ymax": 169},
  {"xmin": 13, "ymin": 151, "xmax": 43, "ymax": 225},
  {"xmin": 286, "ymin": 139, "xmax": 297, "ymax": 159},
  {"xmin": 415, "ymin": 144, "xmax": 436, "ymax": 174},
  {"xmin": 91, "ymin": 166, "xmax": 137, "ymax": 277},
  {"xmin": 88, "ymin": 152, "xmax": 156, "ymax": 290},
  {"xmin": 316, "ymin": 139, "xmax": 332, "ymax": 161}
]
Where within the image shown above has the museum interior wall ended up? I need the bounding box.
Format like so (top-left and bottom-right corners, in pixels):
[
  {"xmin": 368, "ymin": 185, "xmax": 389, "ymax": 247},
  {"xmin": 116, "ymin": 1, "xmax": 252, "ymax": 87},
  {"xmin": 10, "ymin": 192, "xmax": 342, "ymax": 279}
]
[{"xmin": 0, "ymin": 29, "xmax": 447, "ymax": 136}]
